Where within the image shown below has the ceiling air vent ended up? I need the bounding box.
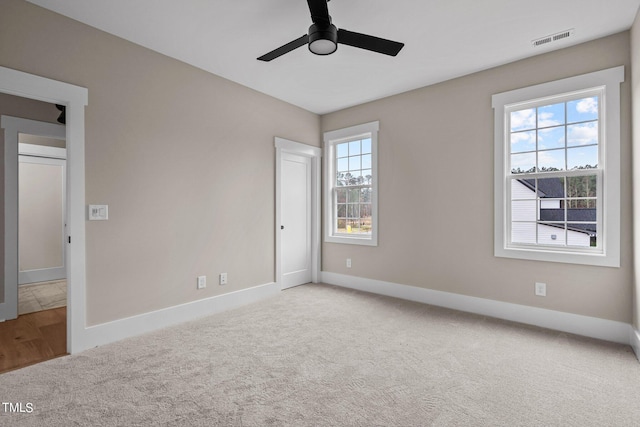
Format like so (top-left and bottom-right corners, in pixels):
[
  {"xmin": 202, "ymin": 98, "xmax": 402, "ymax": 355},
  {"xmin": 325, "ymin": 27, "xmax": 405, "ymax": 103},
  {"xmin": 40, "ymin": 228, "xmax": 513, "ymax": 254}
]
[{"xmin": 532, "ymin": 29, "xmax": 574, "ymax": 47}]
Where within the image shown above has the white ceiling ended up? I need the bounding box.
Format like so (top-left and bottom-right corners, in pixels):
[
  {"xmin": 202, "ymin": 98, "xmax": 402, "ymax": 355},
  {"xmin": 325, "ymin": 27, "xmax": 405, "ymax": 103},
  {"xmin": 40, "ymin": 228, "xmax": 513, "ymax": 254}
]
[{"xmin": 27, "ymin": 0, "xmax": 640, "ymax": 114}]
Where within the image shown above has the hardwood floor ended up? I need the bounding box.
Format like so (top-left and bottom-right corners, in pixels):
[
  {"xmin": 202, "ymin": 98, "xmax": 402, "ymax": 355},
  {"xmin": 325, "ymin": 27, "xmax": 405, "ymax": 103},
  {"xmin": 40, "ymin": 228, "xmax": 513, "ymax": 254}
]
[{"xmin": 0, "ymin": 307, "xmax": 67, "ymax": 374}]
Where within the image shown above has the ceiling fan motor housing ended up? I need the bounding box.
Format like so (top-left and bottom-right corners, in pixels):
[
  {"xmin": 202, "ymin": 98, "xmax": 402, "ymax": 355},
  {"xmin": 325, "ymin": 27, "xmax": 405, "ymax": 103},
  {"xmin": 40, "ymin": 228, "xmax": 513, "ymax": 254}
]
[{"xmin": 308, "ymin": 23, "xmax": 338, "ymax": 55}]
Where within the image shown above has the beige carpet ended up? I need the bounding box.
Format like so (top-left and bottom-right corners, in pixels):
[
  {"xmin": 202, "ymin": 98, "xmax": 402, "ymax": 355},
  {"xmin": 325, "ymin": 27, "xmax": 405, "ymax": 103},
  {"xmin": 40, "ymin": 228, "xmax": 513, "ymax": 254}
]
[
  {"xmin": 18, "ymin": 280, "xmax": 67, "ymax": 315},
  {"xmin": 1, "ymin": 283, "xmax": 639, "ymax": 426}
]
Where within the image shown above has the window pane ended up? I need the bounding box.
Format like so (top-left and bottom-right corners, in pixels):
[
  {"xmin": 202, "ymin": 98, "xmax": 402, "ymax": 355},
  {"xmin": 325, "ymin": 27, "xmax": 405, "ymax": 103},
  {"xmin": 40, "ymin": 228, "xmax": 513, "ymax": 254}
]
[
  {"xmin": 511, "ymin": 179, "xmax": 536, "ymax": 199},
  {"xmin": 511, "ymin": 222, "xmax": 536, "ymax": 244},
  {"xmin": 537, "ymin": 177, "xmax": 565, "ymax": 198},
  {"xmin": 337, "ymin": 219, "xmax": 347, "ymax": 233},
  {"xmin": 512, "ymin": 200, "xmax": 537, "ymax": 221},
  {"xmin": 347, "ymin": 204, "xmax": 359, "ymax": 218},
  {"xmin": 336, "ymin": 204, "xmax": 346, "ymax": 218},
  {"xmin": 349, "ymin": 140, "xmax": 361, "ymax": 156},
  {"xmin": 538, "ymin": 126, "xmax": 565, "ymax": 150},
  {"xmin": 567, "ymin": 198, "xmax": 597, "ymax": 210},
  {"xmin": 361, "ymin": 138, "xmax": 372, "ymax": 154},
  {"xmin": 510, "ymin": 108, "xmax": 536, "ymax": 132},
  {"xmin": 538, "ymin": 223, "xmax": 565, "ymax": 245},
  {"xmin": 337, "ymin": 172, "xmax": 349, "ymax": 187},
  {"xmin": 538, "ymin": 103, "xmax": 565, "ymax": 127},
  {"xmin": 566, "ymin": 175, "xmax": 597, "ymax": 198},
  {"xmin": 336, "ymin": 143, "xmax": 349, "ymax": 158},
  {"xmin": 361, "ymin": 203, "xmax": 372, "ymax": 218},
  {"xmin": 567, "ymin": 145, "xmax": 598, "ymax": 169},
  {"xmin": 538, "ymin": 148, "xmax": 565, "ymax": 172},
  {"xmin": 567, "ymin": 97, "xmax": 598, "ymax": 123},
  {"xmin": 349, "ymin": 156, "xmax": 361, "ymax": 171},
  {"xmin": 337, "ymin": 157, "xmax": 349, "ymax": 172},
  {"xmin": 362, "ymin": 154, "xmax": 372, "ymax": 169},
  {"xmin": 362, "ymin": 169, "xmax": 372, "ymax": 184},
  {"xmin": 567, "ymin": 122, "xmax": 598, "ymax": 147},
  {"xmin": 511, "ymin": 130, "xmax": 536, "ymax": 153},
  {"xmin": 360, "ymin": 187, "xmax": 372, "ymax": 203},
  {"xmin": 336, "ymin": 188, "xmax": 347, "ymax": 203},
  {"xmin": 567, "ymin": 223, "xmax": 596, "ymax": 247},
  {"xmin": 511, "ymin": 152, "xmax": 536, "ymax": 174},
  {"xmin": 348, "ymin": 188, "xmax": 360, "ymax": 203}
]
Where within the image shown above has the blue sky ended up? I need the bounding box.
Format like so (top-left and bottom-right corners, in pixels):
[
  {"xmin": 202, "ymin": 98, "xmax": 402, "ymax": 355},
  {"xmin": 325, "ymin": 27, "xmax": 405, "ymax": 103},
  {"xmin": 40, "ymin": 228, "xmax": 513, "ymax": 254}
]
[{"xmin": 510, "ymin": 97, "xmax": 599, "ymax": 172}]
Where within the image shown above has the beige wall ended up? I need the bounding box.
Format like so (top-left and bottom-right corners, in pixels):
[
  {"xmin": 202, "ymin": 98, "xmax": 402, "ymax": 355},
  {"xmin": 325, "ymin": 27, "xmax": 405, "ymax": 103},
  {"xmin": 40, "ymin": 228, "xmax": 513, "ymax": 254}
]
[
  {"xmin": 0, "ymin": 93, "xmax": 60, "ymax": 302},
  {"xmin": 631, "ymin": 10, "xmax": 640, "ymax": 331},
  {"xmin": 322, "ymin": 32, "xmax": 633, "ymax": 323},
  {"xmin": 0, "ymin": 0, "xmax": 320, "ymax": 325}
]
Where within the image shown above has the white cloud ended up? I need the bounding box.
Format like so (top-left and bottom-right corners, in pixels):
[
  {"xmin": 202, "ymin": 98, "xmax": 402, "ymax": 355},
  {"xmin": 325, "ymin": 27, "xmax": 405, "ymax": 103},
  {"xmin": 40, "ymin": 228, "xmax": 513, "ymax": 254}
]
[
  {"xmin": 511, "ymin": 108, "xmax": 535, "ymax": 130},
  {"xmin": 568, "ymin": 122, "xmax": 598, "ymax": 146},
  {"xmin": 538, "ymin": 112, "xmax": 561, "ymax": 128},
  {"xmin": 576, "ymin": 97, "xmax": 598, "ymax": 114}
]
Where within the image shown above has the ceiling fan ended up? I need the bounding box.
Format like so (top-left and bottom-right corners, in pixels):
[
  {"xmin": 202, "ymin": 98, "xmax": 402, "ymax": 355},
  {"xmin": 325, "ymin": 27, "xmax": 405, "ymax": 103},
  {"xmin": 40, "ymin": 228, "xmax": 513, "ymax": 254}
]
[{"xmin": 257, "ymin": 0, "xmax": 404, "ymax": 61}]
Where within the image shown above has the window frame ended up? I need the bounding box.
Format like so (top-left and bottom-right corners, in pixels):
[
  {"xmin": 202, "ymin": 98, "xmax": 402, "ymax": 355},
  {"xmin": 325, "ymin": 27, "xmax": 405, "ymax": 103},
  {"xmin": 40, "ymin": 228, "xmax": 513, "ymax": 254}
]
[
  {"xmin": 492, "ymin": 66, "xmax": 623, "ymax": 267},
  {"xmin": 324, "ymin": 121, "xmax": 379, "ymax": 246}
]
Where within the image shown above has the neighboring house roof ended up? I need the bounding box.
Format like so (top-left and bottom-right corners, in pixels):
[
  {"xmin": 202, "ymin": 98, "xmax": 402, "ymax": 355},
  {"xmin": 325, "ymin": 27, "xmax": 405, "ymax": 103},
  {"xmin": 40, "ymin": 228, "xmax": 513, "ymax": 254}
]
[
  {"xmin": 539, "ymin": 209, "xmax": 597, "ymax": 235},
  {"xmin": 520, "ymin": 178, "xmax": 565, "ymax": 198}
]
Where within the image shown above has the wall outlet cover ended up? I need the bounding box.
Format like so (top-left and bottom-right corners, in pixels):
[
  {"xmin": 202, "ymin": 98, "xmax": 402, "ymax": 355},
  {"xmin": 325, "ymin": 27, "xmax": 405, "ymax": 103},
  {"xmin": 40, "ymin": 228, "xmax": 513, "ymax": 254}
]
[{"xmin": 197, "ymin": 276, "xmax": 206, "ymax": 289}]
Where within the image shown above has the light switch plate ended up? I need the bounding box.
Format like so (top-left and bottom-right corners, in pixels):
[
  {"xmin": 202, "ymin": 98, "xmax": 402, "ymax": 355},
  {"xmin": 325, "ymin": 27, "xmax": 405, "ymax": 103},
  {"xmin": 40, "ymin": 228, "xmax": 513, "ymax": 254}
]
[{"xmin": 88, "ymin": 205, "xmax": 109, "ymax": 220}]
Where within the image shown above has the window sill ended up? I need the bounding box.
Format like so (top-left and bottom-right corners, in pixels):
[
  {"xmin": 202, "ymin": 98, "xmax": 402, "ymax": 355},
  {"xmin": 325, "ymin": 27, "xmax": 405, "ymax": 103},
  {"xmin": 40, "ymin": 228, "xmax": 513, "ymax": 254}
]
[
  {"xmin": 495, "ymin": 245, "xmax": 619, "ymax": 267},
  {"xmin": 325, "ymin": 234, "xmax": 378, "ymax": 246}
]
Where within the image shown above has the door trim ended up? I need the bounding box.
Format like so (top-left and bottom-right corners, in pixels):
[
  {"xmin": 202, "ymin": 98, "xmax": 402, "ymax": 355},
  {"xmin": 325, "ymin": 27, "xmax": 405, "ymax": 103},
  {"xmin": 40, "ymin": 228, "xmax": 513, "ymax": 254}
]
[
  {"xmin": 275, "ymin": 137, "xmax": 321, "ymax": 289},
  {"xmin": 0, "ymin": 66, "xmax": 87, "ymax": 354}
]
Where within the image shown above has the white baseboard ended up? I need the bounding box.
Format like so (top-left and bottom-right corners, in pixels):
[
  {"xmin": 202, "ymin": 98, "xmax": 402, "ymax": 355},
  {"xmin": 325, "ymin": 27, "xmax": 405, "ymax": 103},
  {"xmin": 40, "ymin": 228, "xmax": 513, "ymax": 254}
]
[
  {"xmin": 73, "ymin": 282, "xmax": 279, "ymax": 353},
  {"xmin": 631, "ymin": 328, "xmax": 640, "ymax": 362},
  {"xmin": 320, "ymin": 272, "xmax": 632, "ymax": 345}
]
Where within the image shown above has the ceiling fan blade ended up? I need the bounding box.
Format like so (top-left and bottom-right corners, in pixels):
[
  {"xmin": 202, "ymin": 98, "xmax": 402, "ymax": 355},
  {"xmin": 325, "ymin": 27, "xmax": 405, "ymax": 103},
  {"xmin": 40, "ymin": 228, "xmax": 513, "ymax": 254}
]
[
  {"xmin": 337, "ymin": 29, "xmax": 404, "ymax": 56},
  {"xmin": 307, "ymin": 0, "xmax": 331, "ymax": 27},
  {"xmin": 257, "ymin": 35, "xmax": 309, "ymax": 61}
]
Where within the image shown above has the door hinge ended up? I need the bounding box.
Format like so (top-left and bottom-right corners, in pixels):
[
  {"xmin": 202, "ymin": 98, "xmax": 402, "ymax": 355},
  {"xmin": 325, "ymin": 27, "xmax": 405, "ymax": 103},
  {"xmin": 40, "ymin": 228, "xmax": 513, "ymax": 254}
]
[{"xmin": 68, "ymin": 236, "xmax": 71, "ymax": 244}]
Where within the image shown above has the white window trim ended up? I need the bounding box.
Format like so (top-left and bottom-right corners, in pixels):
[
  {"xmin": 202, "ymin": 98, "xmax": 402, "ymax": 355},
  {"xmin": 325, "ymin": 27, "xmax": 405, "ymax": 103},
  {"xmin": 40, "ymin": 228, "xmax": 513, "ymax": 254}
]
[
  {"xmin": 324, "ymin": 121, "xmax": 379, "ymax": 246},
  {"xmin": 492, "ymin": 66, "xmax": 623, "ymax": 267}
]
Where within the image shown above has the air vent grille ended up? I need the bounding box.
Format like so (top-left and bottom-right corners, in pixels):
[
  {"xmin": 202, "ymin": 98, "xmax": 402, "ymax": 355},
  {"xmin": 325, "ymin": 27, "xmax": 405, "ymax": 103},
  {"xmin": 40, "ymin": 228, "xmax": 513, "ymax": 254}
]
[{"xmin": 532, "ymin": 29, "xmax": 574, "ymax": 47}]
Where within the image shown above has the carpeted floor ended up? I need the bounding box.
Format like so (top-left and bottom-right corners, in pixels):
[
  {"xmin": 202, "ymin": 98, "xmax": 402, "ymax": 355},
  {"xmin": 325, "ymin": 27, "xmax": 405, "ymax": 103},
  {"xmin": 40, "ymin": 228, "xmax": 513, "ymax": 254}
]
[{"xmin": 0, "ymin": 283, "xmax": 639, "ymax": 426}]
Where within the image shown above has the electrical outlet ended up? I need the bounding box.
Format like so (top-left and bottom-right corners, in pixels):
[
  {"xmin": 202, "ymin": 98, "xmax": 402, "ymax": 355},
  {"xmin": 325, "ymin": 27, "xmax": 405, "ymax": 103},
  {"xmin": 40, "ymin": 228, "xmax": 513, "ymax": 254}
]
[
  {"xmin": 197, "ymin": 276, "xmax": 206, "ymax": 289},
  {"xmin": 346, "ymin": 258, "xmax": 352, "ymax": 268},
  {"xmin": 219, "ymin": 273, "xmax": 228, "ymax": 285},
  {"xmin": 535, "ymin": 282, "xmax": 547, "ymax": 297}
]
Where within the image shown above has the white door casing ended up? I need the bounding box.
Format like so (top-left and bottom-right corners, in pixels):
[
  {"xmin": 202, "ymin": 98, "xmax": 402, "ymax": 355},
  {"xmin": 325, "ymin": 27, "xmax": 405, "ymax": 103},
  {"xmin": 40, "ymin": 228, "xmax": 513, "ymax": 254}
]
[
  {"xmin": 275, "ymin": 137, "xmax": 321, "ymax": 290},
  {"xmin": 0, "ymin": 66, "xmax": 87, "ymax": 355}
]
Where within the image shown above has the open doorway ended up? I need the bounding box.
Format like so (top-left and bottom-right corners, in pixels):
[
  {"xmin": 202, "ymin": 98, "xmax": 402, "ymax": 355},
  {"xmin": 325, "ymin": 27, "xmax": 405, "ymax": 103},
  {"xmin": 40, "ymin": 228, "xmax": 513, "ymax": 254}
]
[
  {"xmin": 0, "ymin": 66, "xmax": 88, "ymax": 361},
  {"xmin": 0, "ymin": 105, "xmax": 68, "ymax": 373},
  {"xmin": 16, "ymin": 120, "xmax": 67, "ymax": 316}
]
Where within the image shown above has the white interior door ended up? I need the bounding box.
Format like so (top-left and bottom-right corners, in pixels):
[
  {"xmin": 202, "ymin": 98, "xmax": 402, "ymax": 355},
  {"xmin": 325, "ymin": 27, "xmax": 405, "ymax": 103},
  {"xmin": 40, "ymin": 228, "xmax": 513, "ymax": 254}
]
[
  {"xmin": 280, "ymin": 151, "xmax": 312, "ymax": 289},
  {"xmin": 18, "ymin": 154, "xmax": 67, "ymax": 284}
]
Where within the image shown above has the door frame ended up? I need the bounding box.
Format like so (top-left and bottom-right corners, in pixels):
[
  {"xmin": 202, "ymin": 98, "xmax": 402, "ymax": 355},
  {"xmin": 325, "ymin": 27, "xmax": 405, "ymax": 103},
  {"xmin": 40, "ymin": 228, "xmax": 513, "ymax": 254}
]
[
  {"xmin": 0, "ymin": 66, "xmax": 88, "ymax": 354},
  {"xmin": 275, "ymin": 137, "xmax": 321, "ymax": 289}
]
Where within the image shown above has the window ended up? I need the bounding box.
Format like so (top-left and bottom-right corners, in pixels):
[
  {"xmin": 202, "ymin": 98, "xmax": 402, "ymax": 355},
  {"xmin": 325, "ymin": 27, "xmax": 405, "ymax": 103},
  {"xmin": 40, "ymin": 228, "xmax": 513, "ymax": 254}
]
[
  {"xmin": 324, "ymin": 121, "xmax": 378, "ymax": 246},
  {"xmin": 493, "ymin": 66, "xmax": 623, "ymax": 267}
]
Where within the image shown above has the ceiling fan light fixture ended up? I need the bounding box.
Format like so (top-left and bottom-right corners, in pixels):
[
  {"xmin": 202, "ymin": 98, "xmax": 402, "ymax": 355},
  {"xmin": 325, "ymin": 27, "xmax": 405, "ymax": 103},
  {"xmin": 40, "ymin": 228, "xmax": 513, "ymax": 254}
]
[{"xmin": 308, "ymin": 23, "xmax": 338, "ymax": 55}]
